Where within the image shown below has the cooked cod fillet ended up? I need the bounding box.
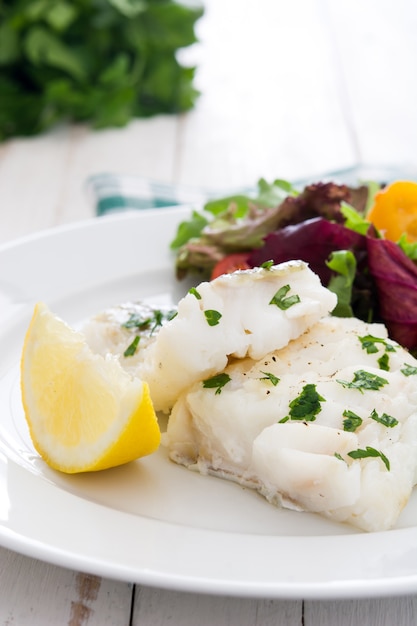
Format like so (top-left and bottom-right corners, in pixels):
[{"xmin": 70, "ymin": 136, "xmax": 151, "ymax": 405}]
[
  {"xmin": 138, "ymin": 260, "xmax": 337, "ymax": 411},
  {"xmin": 163, "ymin": 316, "xmax": 417, "ymax": 532},
  {"xmin": 82, "ymin": 300, "xmax": 176, "ymax": 375}
]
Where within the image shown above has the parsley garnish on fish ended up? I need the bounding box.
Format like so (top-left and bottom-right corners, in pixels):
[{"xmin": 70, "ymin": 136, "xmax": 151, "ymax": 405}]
[
  {"xmin": 259, "ymin": 371, "xmax": 280, "ymax": 386},
  {"xmin": 343, "ymin": 408, "xmax": 398, "ymax": 431},
  {"xmin": 122, "ymin": 308, "xmax": 176, "ymax": 335},
  {"xmin": 336, "ymin": 369, "xmax": 388, "ymax": 393},
  {"xmin": 369, "ymin": 409, "xmax": 398, "ymax": 428},
  {"xmin": 359, "ymin": 335, "xmax": 396, "ymax": 354},
  {"xmin": 347, "ymin": 446, "xmax": 390, "ymax": 471},
  {"xmin": 122, "ymin": 313, "xmax": 152, "ymax": 330},
  {"xmin": 189, "ymin": 287, "xmax": 202, "ymax": 300},
  {"xmin": 123, "ymin": 335, "xmax": 140, "ymax": 357},
  {"xmin": 401, "ymin": 363, "xmax": 417, "ymax": 376},
  {"xmin": 377, "ymin": 353, "xmax": 390, "ymax": 371},
  {"xmin": 285, "ymin": 383, "xmax": 325, "ymax": 422},
  {"xmin": 359, "ymin": 335, "xmax": 395, "ymax": 371},
  {"xmin": 204, "ymin": 309, "xmax": 222, "ymax": 326},
  {"xmin": 202, "ymin": 373, "xmax": 231, "ymax": 394},
  {"xmin": 342, "ymin": 409, "xmax": 363, "ymax": 432},
  {"xmin": 269, "ymin": 284, "xmax": 301, "ymax": 310}
]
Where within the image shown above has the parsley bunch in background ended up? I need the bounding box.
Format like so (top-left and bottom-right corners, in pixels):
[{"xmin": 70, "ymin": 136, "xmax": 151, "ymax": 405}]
[{"xmin": 0, "ymin": 0, "xmax": 203, "ymax": 140}]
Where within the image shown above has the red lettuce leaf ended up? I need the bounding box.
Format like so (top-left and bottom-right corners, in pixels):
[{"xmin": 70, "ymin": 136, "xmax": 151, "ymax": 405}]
[
  {"xmin": 366, "ymin": 237, "xmax": 417, "ymax": 350},
  {"xmin": 248, "ymin": 217, "xmax": 368, "ymax": 284},
  {"xmin": 271, "ymin": 182, "xmax": 368, "ymax": 229}
]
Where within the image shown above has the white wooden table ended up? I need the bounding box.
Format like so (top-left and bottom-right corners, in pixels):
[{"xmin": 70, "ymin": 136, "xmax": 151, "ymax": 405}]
[{"xmin": 0, "ymin": 1, "xmax": 416, "ymax": 623}]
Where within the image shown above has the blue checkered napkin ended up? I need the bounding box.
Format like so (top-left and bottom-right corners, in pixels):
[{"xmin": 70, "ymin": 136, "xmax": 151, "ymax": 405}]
[
  {"xmin": 86, "ymin": 173, "xmax": 261, "ymax": 216},
  {"xmin": 87, "ymin": 173, "xmax": 214, "ymax": 216}
]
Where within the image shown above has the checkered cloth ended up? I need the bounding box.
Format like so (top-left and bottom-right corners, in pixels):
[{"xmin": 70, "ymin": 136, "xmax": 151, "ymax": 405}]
[
  {"xmin": 87, "ymin": 166, "xmax": 412, "ymax": 216},
  {"xmin": 87, "ymin": 173, "xmax": 256, "ymax": 216}
]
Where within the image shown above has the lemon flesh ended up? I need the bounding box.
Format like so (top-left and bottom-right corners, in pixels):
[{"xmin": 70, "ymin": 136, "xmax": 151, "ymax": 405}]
[{"xmin": 21, "ymin": 303, "xmax": 160, "ymax": 473}]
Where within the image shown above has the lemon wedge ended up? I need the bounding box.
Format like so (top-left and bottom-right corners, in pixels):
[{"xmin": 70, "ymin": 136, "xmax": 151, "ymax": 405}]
[{"xmin": 21, "ymin": 302, "xmax": 160, "ymax": 473}]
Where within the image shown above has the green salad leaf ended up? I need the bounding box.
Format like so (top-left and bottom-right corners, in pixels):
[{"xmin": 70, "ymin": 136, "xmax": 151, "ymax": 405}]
[
  {"xmin": 326, "ymin": 249, "xmax": 357, "ymax": 317},
  {"xmin": 397, "ymin": 234, "xmax": 417, "ymax": 260},
  {"xmin": 340, "ymin": 202, "xmax": 372, "ymax": 235},
  {"xmin": 171, "ymin": 178, "xmax": 300, "ymax": 277},
  {"xmin": 170, "ymin": 210, "xmax": 209, "ymax": 250}
]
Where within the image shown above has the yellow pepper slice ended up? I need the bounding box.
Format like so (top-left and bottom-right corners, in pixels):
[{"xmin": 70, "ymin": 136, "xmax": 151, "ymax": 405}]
[{"xmin": 367, "ymin": 181, "xmax": 417, "ymax": 243}]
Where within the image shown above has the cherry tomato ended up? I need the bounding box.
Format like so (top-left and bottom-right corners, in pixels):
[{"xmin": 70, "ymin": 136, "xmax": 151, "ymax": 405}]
[{"xmin": 210, "ymin": 253, "xmax": 251, "ymax": 279}]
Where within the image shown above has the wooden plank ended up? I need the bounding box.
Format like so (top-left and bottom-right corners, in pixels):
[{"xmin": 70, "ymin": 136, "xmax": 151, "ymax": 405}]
[
  {"xmin": 304, "ymin": 596, "xmax": 417, "ymax": 626},
  {"xmin": 323, "ymin": 0, "xmax": 417, "ymax": 171},
  {"xmin": 0, "ymin": 129, "xmax": 71, "ymax": 243},
  {"xmin": 133, "ymin": 586, "xmax": 302, "ymax": 626},
  {"xmin": 0, "ymin": 546, "xmax": 132, "ymax": 625},
  {"xmin": 177, "ymin": 0, "xmax": 358, "ymax": 189},
  {"xmin": 0, "ymin": 115, "xmax": 179, "ymax": 244}
]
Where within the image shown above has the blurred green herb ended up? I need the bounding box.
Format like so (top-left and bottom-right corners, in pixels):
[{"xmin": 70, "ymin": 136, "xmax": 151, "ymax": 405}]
[
  {"xmin": 123, "ymin": 335, "xmax": 140, "ymax": 357},
  {"xmin": 0, "ymin": 0, "xmax": 203, "ymax": 140}
]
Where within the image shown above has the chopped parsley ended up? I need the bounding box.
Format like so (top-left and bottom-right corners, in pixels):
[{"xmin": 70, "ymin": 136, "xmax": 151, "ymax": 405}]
[
  {"xmin": 334, "ymin": 452, "xmax": 345, "ymax": 462},
  {"xmin": 347, "ymin": 446, "xmax": 390, "ymax": 471},
  {"xmin": 359, "ymin": 335, "xmax": 396, "ymax": 354},
  {"xmin": 122, "ymin": 308, "xmax": 176, "ymax": 335},
  {"xmin": 121, "ymin": 306, "xmax": 177, "ymax": 356},
  {"xmin": 189, "ymin": 287, "xmax": 202, "ymax": 300},
  {"xmin": 151, "ymin": 310, "xmax": 165, "ymax": 332},
  {"xmin": 269, "ymin": 284, "xmax": 301, "ymax": 310},
  {"xmin": 285, "ymin": 383, "xmax": 325, "ymax": 422},
  {"xmin": 342, "ymin": 409, "xmax": 363, "ymax": 432},
  {"xmin": 202, "ymin": 373, "xmax": 231, "ymax": 394},
  {"xmin": 260, "ymin": 371, "xmax": 280, "ymax": 386},
  {"xmin": 369, "ymin": 409, "xmax": 398, "ymax": 428},
  {"xmin": 122, "ymin": 313, "xmax": 152, "ymax": 330},
  {"xmin": 260, "ymin": 260, "xmax": 274, "ymax": 270},
  {"xmin": 377, "ymin": 353, "xmax": 390, "ymax": 371},
  {"xmin": 343, "ymin": 408, "xmax": 398, "ymax": 430},
  {"xmin": 336, "ymin": 369, "xmax": 388, "ymax": 393},
  {"xmin": 401, "ymin": 363, "xmax": 417, "ymax": 376},
  {"xmin": 123, "ymin": 335, "xmax": 140, "ymax": 357},
  {"xmin": 359, "ymin": 335, "xmax": 396, "ymax": 371},
  {"xmin": 204, "ymin": 309, "xmax": 222, "ymax": 326}
]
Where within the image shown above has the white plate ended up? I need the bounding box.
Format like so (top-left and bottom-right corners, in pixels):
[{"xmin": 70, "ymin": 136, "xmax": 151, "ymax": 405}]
[{"xmin": 0, "ymin": 208, "xmax": 416, "ymax": 600}]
